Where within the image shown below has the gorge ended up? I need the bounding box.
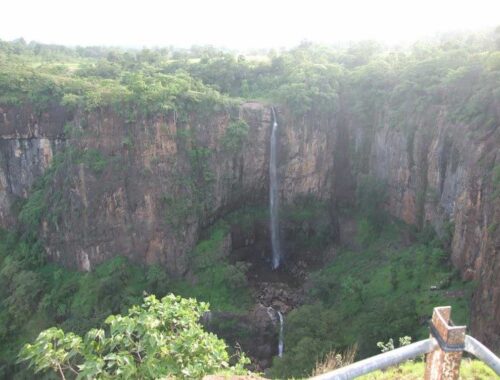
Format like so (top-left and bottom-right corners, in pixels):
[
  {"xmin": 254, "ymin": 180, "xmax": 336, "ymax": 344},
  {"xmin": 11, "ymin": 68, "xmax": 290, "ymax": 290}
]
[{"xmin": 0, "ymin": 34, "xmax": 499, "ymax": 378}]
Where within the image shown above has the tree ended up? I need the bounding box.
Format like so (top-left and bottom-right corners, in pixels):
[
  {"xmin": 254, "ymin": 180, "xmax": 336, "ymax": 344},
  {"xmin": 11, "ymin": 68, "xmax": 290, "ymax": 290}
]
[{"xmin": 18, "ymin": 294, "xmax": 249, "ymax": 379}]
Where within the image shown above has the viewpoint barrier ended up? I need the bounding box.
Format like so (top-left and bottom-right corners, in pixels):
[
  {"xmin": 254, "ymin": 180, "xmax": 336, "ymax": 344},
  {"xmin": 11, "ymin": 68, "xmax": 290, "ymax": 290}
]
[{"xmin": 310, "ymin": 306, "xmax": 500, "ymax": 380}]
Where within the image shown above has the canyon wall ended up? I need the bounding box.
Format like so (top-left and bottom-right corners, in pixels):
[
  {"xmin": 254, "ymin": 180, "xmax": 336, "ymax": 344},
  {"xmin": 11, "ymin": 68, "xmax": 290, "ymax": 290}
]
[
  {"xmin": 0, "ymin": 103, "xmax": 338, "ymax": 274},
  {"xmin": 0, "ymin": 100, "xmax": 498, "ymax": 350},
  {"xmin": 348, "ymin": 104, "xmax": 500, "ymax": 351},
  {"xmin": 0, "ymin": 105, "xmax": 67, "ymax": 225}
]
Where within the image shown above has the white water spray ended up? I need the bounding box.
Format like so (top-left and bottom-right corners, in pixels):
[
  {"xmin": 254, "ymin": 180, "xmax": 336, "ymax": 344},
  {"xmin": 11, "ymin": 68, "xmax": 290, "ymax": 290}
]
[
  {"xmin": 270, "ymin": 107, "xmax": 282, "ymax": 269},
  {"xmin": 277, "ymin": 311, "xmax": 284, "ymax": 357}
]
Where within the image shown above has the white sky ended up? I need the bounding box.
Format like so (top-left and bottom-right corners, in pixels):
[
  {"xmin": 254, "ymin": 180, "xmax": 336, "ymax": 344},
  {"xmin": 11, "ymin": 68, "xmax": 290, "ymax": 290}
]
[{"xmin": 1, "ymin": 0, "xmax": 499, "ymax": 49}]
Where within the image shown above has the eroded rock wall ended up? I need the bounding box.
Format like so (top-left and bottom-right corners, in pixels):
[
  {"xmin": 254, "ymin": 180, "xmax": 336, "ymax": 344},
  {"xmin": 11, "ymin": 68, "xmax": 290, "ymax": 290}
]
[
  {"xmin": 350, "ymin": 105, "xmax": 500, "ymax": 351},
  {"xmin": 0, "ymin": 103, "xmax": 339, "ymax": 276},
  {"xmin": 0, "ymin": 99, "xmax": 498, "ymax": 350},
  {"xmin": 0, "ymin": 105, "xmax": 67, "ymax": 225}
]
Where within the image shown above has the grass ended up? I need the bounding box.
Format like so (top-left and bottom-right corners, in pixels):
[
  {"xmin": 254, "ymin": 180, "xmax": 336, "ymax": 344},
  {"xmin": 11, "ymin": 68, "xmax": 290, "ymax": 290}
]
[
  {"xmin": 359, "ymin": 359, "xmax": 498, "ymax": 379},
  {"xmin": 311, "ymin": 345, "xmax": 358, "ymax": 377}
]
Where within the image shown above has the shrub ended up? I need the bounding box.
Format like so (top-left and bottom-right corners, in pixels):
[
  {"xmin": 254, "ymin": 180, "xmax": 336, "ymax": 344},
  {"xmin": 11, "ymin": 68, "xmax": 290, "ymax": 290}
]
[{"xmin": 19, "ymin": 295, "xmax": 250, "ymax": 379}]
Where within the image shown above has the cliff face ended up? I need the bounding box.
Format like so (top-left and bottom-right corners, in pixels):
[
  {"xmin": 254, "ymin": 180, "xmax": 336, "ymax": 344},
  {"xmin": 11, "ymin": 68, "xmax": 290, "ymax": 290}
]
[
  {"xmin": 0, "ymin": 105, "xmax": 67, "ymax": 225},
  {"xmin": 348, "ymin": 105, "xmax": 500, "ymax": 351},
  {"xmin": 0, "ymin": 100, "xmax": 498, "ymax": 350},
  {"xmin": 0, "ymin": 103, "xmax": 338, "ymax": 274},
  {"xmin": 37, "ymin": 104, "xmax": 272, "ymax": 274}
]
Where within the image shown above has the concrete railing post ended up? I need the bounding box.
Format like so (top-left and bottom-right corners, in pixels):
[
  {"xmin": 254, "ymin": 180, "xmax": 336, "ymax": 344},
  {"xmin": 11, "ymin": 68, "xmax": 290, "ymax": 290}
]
[{"xmin": 424, "ymin": 306, "xmax": 466, "ymax": 380}]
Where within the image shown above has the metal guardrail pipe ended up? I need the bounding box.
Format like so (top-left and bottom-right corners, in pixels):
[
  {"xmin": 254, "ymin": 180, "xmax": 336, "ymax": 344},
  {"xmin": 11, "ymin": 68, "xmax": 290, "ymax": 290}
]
[
  {"xmin": 464, "ymin": 335, "xmax": 500, "ymax": 375},
  {"xmin": 310, "ymin": 338, "xmax": 438, "ymax": 380},
  {"xmin": 308, "ymin": 308, "xmax": 500, "ymax": 380}
]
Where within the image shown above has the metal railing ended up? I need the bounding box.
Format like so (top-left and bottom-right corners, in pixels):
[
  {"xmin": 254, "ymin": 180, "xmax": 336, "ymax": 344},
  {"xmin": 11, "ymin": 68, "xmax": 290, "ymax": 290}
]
[
  {"xmin": 310, "ymin": 306, "xmax": 500, "ymax": 380},
  {"xmin": 464, "ymin": 335, "xmax": 500, "ymax": 375}
]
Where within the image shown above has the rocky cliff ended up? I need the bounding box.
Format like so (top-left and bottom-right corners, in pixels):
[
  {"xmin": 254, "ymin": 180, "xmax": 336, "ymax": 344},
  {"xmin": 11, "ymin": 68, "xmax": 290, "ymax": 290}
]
[
  {"xmin": 0, "ymin": 105, "xmax": 67, "ymax": 226},
  {"xmin": 0, "ymin": 102, "xmax": 339, "ymax": 273},
  {"xmin": 347, "ymin": 103, "xmax": 500, "ymax": 351},
  {"xmin": 0, "ymin": 99, "xmax": 498, "ymax": 350}
]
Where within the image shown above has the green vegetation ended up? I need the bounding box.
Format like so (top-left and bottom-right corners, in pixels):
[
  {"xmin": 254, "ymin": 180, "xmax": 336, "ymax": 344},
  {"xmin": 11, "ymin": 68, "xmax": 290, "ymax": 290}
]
[
  {"xmin": 0, "ymin": 228, "xmax": 251, "ymax": 378},
  {"xmin": 19, "ymin": 294, "xmax": 249, "ymax": 379},
  {"xmin": 1, "ymin": 206, "xmax": 255, "ymax": 378},
  {"xmin": 222, "ymin": 119, "xmax": 250, "ymax": 153},
  {"xmin": 0, "ymin": 234, "xmax": 169, "ymax": 378},
  {"xmin": 162, "ymin": 194, "xmax": 194, "ymax": 230},
  {"xmin": 173, "ymin": 222, "xmax": 252, "ymax": 312},
  {"xmin": 2, "ymin": 31, "xmax": 499, "ymax": 123},
  {"xmin": 17, "ymin": 147, "xmax": 109, "ymax": 238},
  {"xmin": 356, "ymin": 175, "xmax": 387, "ymax": 234},
  {"xmin": 282, "ymin": 195, "xmax": 334, "ymax": 252},
  {"xmin": 189, "ymin": 146, "xmax": 215, "ymax": 183},
  {"xmin": 359, "ymin": 360, "xmax": 497, "ymax": 379},
  {"xmin": 0, "ymin": 40, "xmax": 232, "ymax": 118},
  {"xmin": 269, "ymin": 215, "xmax": 472, "ymax": 379}
]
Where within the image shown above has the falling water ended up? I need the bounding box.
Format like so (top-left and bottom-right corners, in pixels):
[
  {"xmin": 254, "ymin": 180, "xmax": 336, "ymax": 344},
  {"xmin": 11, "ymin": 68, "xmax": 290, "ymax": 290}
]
[
  {"xmin": 270, "ymin": 107, "xmax": 282, "ymax": 269},
  {"xmin": 277, "ymin": 311, "xmax": 284, "ymax": 357}
]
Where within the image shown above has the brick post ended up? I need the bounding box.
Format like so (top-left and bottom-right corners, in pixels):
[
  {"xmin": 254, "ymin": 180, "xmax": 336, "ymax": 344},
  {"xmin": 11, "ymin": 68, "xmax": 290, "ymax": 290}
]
[{"xmin": 424, "ymin": 306, "xmax": 466, "ymax": 380}]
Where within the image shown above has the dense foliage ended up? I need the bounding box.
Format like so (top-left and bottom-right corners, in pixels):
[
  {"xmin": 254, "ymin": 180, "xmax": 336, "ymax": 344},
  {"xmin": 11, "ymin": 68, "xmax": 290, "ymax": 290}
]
[
  {"xmin": 269, "ymin": 197, "xmax": 472, "ymax": 378},
  {"xmin": 0, "ymin": 233, "xmax": 167, "ymax": 378},
  {"xmin": 174, "ymin": 221, "xmax": 252, "ymax": 312},
  {"xmin": 269, "ymin": 224, "xmax": 471, "ymax": 378},
  {"xmin": 2, "ymin": 30, "xmax": 499, "ymax": 119},
  {"xmin": 0, "ymin": 189, "xmax": 260, "ymax": 378},
  {"xmin": 19, "ymin": 294, "xmax": 249, "ymax": 379},
  {"xmin": 0, "ymin": 40, "xmax": 232, "ymax": 118},
  {"xmin": 0, "ymin": 227, "xmax": 253, "ymax": 378}
]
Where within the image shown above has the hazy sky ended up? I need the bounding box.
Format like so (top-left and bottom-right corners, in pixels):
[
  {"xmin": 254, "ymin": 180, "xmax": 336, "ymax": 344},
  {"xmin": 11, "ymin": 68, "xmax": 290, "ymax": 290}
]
[{"xmin": 1, "ymin": 0, "xmax": 499, "ymax": 49}]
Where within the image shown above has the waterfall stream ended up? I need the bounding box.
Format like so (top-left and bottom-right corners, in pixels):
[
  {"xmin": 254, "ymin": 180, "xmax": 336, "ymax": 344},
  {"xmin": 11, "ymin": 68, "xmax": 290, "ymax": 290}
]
[
  {"xmin": 277, "ymin": 310, "xmax": 284, "ymax": 357},
  {"xmin": 267, "ymin": 306, "xmax": 285, "ymax": 357},
  {"xmin": 270, "ymin": 107, "xmax": 282, "ymax": 269}
]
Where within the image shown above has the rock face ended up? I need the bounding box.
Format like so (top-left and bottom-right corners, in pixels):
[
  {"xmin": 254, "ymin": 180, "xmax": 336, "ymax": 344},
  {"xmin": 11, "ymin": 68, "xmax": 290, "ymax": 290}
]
[
  {"xmin": 34, "ymin": 103, "xmax": 273, "ymax": 274},
  {"xmin": 347, "ymin": 105, "xmax": 500, "ymax": 352},
  {"xmin": 0, "ymin": 105, "xmax": 67, "ymax": 225},
  {"xmin": 0, "ymin": 100, "xmax": 498, "ymax": 351},
  {"xmin": 0, "ymin": 103, "xmax": 341, "ymax": 274},
  {"xmin": 279, "ymin": 109, "xmax": 337, "ymax": 203}
]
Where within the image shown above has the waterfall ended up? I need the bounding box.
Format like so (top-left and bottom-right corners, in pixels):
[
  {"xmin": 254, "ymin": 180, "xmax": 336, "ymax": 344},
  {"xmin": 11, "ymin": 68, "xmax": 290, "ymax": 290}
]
[
  {"xmin": 277, "ymin": 311, "xmax": 284, "ymax": 357},
  {"xmin": 266, "ymin": 306, "xmax": 285, "ymax": 357},
  {"xmin": 270, "ymin": 107, "xmax": 282, "ymax": 269}
]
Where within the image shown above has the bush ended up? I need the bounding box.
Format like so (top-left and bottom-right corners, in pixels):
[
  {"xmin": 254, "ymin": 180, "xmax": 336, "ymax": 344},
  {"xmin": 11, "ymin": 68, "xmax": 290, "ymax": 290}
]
[{"xmin": 19, "ymin": 295, "xmax": 250, "ymax": 379}]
